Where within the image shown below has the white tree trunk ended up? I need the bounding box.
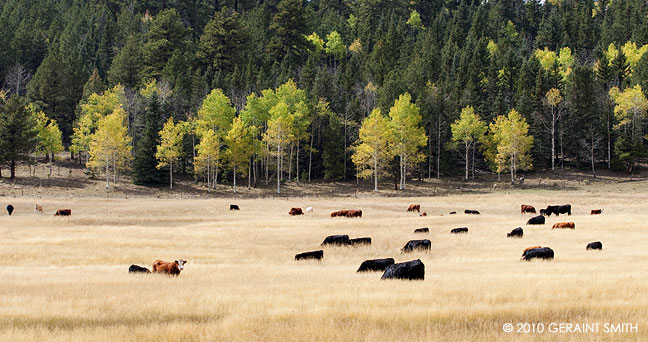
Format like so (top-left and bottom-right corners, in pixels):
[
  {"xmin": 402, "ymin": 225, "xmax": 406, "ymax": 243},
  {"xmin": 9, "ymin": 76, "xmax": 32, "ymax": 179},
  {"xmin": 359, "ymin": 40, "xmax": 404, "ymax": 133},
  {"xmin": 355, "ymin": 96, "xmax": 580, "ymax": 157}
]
[
  {"xmin": 170, "ymin": 162, "xmax": 173, "ymax": 189},
  {"xmin": 233, "ymin": 165, "xmax": 237, "ymax": 193}
]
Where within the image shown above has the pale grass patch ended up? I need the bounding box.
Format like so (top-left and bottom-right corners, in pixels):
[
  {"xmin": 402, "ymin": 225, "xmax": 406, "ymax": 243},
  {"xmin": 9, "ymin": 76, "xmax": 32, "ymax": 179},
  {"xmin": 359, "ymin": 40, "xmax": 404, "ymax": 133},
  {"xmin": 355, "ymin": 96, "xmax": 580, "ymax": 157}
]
[{"xmin": 1, "ymin": 186, "xmax": 647, "ymax": 341}]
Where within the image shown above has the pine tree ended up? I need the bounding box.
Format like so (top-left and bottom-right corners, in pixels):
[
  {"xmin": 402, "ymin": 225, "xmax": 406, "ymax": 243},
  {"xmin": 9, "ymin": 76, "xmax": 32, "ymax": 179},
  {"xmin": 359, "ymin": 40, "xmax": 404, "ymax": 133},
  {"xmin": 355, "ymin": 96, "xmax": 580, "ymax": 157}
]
[
  {"xmin": 82, "ymin": 68, "xmax": 106, "ymax": 101},
  {"xmin": 0, "ymin": 96, "xmax": 38, "ymax": 179},
  {"xmin": 107, "ymin": 35, "xmax": 142, "ymax": 88},
  {"xmin": 133, "ymin": 92, "xmax": 165, "ymax": 186}
]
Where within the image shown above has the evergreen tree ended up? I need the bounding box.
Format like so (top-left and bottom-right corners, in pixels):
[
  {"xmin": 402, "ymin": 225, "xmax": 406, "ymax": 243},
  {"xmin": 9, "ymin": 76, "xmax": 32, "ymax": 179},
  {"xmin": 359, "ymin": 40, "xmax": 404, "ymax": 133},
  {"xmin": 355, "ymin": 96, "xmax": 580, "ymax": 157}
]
[
  {"xmin": 0, "ymin": 96, "xmax": 38, "ymax": 179},
  {"xmin": 133, "ymin": 92, "xmax": 165, "ymax": 185}
]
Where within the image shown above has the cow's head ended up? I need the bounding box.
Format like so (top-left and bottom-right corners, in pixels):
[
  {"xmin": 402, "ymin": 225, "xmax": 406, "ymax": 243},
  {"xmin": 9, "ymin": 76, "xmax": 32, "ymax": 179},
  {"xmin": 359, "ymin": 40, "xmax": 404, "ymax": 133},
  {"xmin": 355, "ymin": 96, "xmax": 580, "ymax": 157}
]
[{"xmin": 174, "ymin": 260, "xmax": 187, "ymax": 270}]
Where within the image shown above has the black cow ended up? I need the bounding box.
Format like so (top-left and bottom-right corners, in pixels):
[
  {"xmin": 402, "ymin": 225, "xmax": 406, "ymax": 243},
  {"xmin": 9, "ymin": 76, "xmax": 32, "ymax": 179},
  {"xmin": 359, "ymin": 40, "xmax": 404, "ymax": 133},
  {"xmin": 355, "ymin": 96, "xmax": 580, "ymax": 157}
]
[
  {"xmin": 6, "ymin": 205, "xmax": 14, "ymax": 216},
  {"xmin": 464, "ymin": 210, "xmax": 480, "ymax": 215},
  {"xmin": 401, "ymin": 239, "xmax": 431, "ymax": 252},
  {"xmin": 507, "ymin": 227, "xmax": 523, "ymax": 238},
  {"xmin": 381, "ymin": 259, "xmax": 425, "ymax": 280},
  {"xmin": 449, "ymin": 211, "xmax": 457, "ymax": 215},
  {"xmin": 451, "ymin": 227, "xmax": 468, "ymax": 234},
  {"xmin": 542, "ymin": 204, "xmax": 571, "ymax": 216},
  {"xmin": 586, "ymin": 241, "xmax": 603, "ymax": 250},
  {"xmin": 321, "ymin": 235, "xmax": 350, "ymax": 246},
  {"xmin": 526, "ymin": 215, "xmax": 545, "ymax": 225},
  {"xmin": 128, "ymin": 264, "xmax": 151, "ymax": 273},
  {"xmin": 55, "ymin": 209, "xmax": 72, "ymax": 216},
  {"xmin": 230, "ymin": 204, "xmax": 240, "ymax": 210},
  {"xmin": 349, "ymin": 237, "xmax": 372, "ymax": 246},
  {"xmin": 295, "ymin": 250, "xmax": 324, "ymax": 260},
  {"xmin": 357, "ymin": 258, "xmax": 395, "ymax": 272},
  {"xmin": 414, "ymin": 227, "xmax": 429, "ymax": 233},
  {"xmin": 521, "ymin": 247, "xmax": 554, "ymax": 261}
]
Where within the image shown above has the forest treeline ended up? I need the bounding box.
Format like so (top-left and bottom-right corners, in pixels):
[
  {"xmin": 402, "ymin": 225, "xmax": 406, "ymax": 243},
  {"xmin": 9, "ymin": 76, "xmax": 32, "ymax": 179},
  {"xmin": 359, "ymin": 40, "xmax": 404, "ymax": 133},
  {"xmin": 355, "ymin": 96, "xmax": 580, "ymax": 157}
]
[{"xmin": 1, "ymin": 0, "xmax": 648, "ymax": 191}]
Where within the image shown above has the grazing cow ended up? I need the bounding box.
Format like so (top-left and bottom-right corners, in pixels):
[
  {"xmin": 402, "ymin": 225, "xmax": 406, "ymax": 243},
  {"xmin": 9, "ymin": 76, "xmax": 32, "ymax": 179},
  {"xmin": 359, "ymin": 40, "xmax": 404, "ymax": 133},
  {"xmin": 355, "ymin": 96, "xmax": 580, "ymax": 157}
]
[
  {"xmin": 321, "ymin": 235, "xmax": 351, "ymax": 246},
  {"xmin": 152, "ymin": 259, "xmax": 187, "ymax": 276},
  {"xmin": 521, "ymin": 205, "xmax": 536, "ymax": 214},
  {"xmin": 357, "ymin": 258, "xmax": 395, "ymax": 272},
  {"xmin": 521, "ymin": 247, "xmax": 554, "ymax": 261},
  {"xmin": 451, "ymin": 227, "xmax": 468, "ymax": 234},
  {"xmin": 526, "ymin": 215, "xmax": 545, "ymax": 225},
  {"xmin": 295, "ymin": 250, "xmax": 323, "ymax": 261},
  {"xmin": 420, "ymin": 212, "xmax": 427, "ymax": 217},
  {"xmin": 34, "ymin": 203, "xmax": 43, "ymax": 214},
  {"xmin": 464, "ymin": 209, "xmax": 480, "ymax": 215},
  {"xmin": 586, "ymin": 241, "xmax": 603, "ymax": 250},
  {"xmin": 507, "ymin": 227, "xmax": 524, "ymax": 238},
  {"xmin": 401, "ymin": 239, "xmax": 431, "ymax": 253},
  {"xmin": 552, "ymin": 222, "xmax": 575, "ymax": 229},
  {"xmin": 305, "ymin": 207, "xmax": 313, "ymax": 213},
  {"xmin": 289, "ymin": 207, "xmax": 304, "ymax": 216},
  {"xmin": 230, "ymin": 204, "xmax": 240, "ymax": 210},
  {"xmin": 6, "ymin": 205, "xmax": 14, "ymax": 216},
  {"xmin": 345, "ymin": 209, "xmax": 362, "ymax": 218},
  {"xmin": 590, "ymin": 209, "xmax": 602, "ymax": 215},
  {"xmin": 539, "ymin": 209, "xmax": 546, "ymax": 216},
  {"xmin": 449, "ymin": 211, "xmax": 457, "ymax": 215},
  {"xmin": 349, "ymin": 237, "xmax": 372, "ymax": 246},
  {"xmin": 414, "ymin": 227, "xmax": 429, "ymax": 233},
  {"xmin": 330, "ymin": 210, "xmax": 350, "ymax": 217},
  {"xmin": 542, "ymin": 204, "xmax": 571, "ymax": 216},
  {"xmin": 128, "ymin": 264, "xmax": 151, "ymax": 273},
  {"xmin": 523, "ymin": 246, "xmax": 542, "ymax": 254},
  {"xmin": 407, "ymin": 204, "xmax": 421, "ymax": 212},
  {"xmin": 381, "ymin": 259, "xmax": 425, "ymax": 280},
  {"xmin": 55, "ymin": 209, "xmax": 72, "ymax": 216}
]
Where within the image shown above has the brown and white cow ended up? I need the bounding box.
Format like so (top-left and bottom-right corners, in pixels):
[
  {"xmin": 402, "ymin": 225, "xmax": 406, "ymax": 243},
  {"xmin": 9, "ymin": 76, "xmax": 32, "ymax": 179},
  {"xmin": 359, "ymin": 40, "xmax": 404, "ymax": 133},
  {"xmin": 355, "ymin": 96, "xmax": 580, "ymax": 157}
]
[
  {"xmin": 552, "ymin": 222, "xmax": 575, "ymax": 229},
  {"xmin": 152, "ymin": 259, "xmax": 187, "ymax": 276},
  {"xmin": 521, "ymin": 205, "xmax": 536, "ymax": 214},
  {"xmin": 590, "ymin": 209, "xmax": 603, "ymax": 215},
  {"xmin": 407, "ymin": 204, "xmax": 421, "ymax": 212}
]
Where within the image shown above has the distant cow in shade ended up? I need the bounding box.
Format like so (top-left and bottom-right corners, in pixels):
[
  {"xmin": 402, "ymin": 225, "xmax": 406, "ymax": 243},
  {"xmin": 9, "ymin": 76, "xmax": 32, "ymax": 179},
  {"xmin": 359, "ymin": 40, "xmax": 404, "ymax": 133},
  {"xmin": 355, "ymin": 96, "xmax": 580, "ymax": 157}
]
[
  {"xmin": 414, "ymin": 227, "xmax": 429, "ymax": 233},
  {"xmin": 542, "ymin": 204, "xmax": 571, "ymax": 216},
  {"xmin": 357, "ymin": 258, "xmax": 395, "ymax": 272},
  {"xmin": 449, "ymin": 211, "xmax": 457, "ymax": 215},
  {"xmin": 381, "ymin": 259, "xmax": 425, "ymax": 280},
  {"xmin": 464, "ymin": 209, "xmax": 480, "ymax": 215},
  {"xmin": 407, "ymin": 204, "xmax": 421, "ymax": 212},
  {"xmin": 451, "ymin": 227, "xmax": 468, "ymax": 234},
  {"xmin": 349, "ymin": 237, "xmax": 371, "ymax": 246},
  {"xmin": 6, "ymin": 205, "xmax": 14, "ymax": 216},
  {"xmin": 521, "ymin": 205, "xmax": 536, "ymax": 214},
  {"xmin": 330, "ymin": 210, "xmax": 350, "ymax": 217},
  {"xmin": 346, "ymin": 209, "xmax": 362, "ymax": 218},
  {"xmin": 526, "ymin": 215, "xmax": 545, "ymax": 225},
  {"xmin": 128, "ymin": 264, "xmax": 151, "ymax": 273},
  {"xmin": 289, "ymin": 207, "xmax": 304, "ymax": 216},
  {"xmin": 586, "ymin": 241, "xmax": 602, "ymax": 250},
  {"xmin": 590, "ymin": 209, "xmax": 602, "ymax": 215},
  {"xmin": 55, "ymin": 209, "xmax": 71, "ymax": 216},
  {"xmin": 552, "ymin": 222, "xmax": 575, "ymax": 229},
  {"xmin": 152, "ymin": 259, "xmax": 187, "ymax": 276},
  {"xmin": 321, "ymin": 235, "xmax": 350, "ymax": 245},
  {"xmin": 295, "ymin": 250, "xmax": 323, "ymax": 261},
  {"xmin": 401, "ymin": 239, "xmax": 431, "ymax": 253},
  {"xmin": 230, "ymin": 204, "xmax": 240, "ymax": 210},
  {"xmin": 507, "ymin": 227, "xmax": 523, "ymax": 238},
  {"xmin": 420, "ymin": 212, "xmax": 427, "ymax": 217},
  {"xmin": 521, "ymin": 247, "xmax": 554, "ymax": 261}
]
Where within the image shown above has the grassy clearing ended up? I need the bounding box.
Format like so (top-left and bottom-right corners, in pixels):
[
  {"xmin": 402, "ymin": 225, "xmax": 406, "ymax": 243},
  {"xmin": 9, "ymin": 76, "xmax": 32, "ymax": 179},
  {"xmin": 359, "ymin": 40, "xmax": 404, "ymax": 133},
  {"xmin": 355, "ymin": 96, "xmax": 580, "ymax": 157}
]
[{"xmin": 1, "ymin": 186, "xmax": 647, "ymax": 341}]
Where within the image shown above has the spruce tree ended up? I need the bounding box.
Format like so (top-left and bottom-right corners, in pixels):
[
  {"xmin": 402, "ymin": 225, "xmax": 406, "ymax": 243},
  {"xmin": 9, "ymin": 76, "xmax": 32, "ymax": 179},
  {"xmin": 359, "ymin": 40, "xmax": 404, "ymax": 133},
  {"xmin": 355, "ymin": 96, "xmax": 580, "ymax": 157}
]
[
  {"xmin": 132, "ymin": 94, "xmax": 165, "ymax": 185},
  {"xmin": 0, "ymin": 96, "xmax": 39, "ymax": 179}
]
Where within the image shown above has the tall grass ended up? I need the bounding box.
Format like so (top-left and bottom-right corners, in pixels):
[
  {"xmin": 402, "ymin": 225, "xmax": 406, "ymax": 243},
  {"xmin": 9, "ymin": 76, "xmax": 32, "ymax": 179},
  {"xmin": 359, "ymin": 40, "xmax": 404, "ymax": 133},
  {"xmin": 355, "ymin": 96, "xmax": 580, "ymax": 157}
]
[{"xmin": 0, "ymin": 188, "xmax": 646, "ymax": 341}]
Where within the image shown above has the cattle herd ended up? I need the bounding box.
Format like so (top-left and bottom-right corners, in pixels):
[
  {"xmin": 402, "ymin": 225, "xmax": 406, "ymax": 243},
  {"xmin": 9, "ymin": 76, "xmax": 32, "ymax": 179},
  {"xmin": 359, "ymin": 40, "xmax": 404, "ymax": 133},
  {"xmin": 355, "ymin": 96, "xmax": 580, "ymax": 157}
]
[
  {"xmin": 3, "ymin": 201, "xmax": 606, "ymax": 280},
  {"xmin": 292, "ymin": 202, "xmax": 605, "ymax": 280}
]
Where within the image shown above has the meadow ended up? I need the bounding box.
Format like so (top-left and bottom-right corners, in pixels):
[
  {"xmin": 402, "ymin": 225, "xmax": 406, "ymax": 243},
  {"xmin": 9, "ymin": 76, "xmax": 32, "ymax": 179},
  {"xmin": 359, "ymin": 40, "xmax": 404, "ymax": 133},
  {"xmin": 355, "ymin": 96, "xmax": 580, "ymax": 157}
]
[{"xmin": 1, "ymin": 185, "xmax": 647, "ymax": 341}]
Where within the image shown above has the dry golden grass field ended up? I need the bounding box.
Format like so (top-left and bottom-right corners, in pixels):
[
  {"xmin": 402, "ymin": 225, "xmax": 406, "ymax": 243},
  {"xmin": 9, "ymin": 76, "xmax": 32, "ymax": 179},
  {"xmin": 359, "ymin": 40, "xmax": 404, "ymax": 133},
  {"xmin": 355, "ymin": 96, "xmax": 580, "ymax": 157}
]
[{"xmin": 1, "ymin": 183, "xmax": 647, "ymax": 341}]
